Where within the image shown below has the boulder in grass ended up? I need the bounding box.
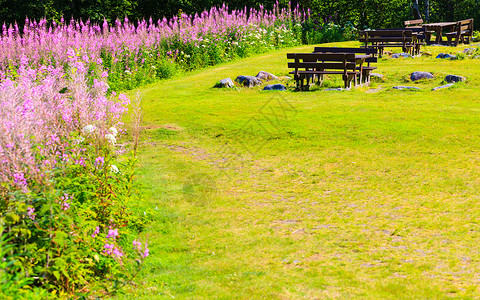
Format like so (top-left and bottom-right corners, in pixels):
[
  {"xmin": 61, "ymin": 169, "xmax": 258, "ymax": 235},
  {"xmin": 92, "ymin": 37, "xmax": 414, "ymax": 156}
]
[
  {"xmin": 256, "ymin": 71, "xmax": 278, "ymax": 81},
  {"xmin": 391, "ymin": 53, "xmax": 413, "ymax": 59},
  {"xmin": 324, "ymin": 88, "xmax": 347, "ymax": 91},
  {"xmin": 236, "ymin": 75, "xmax": 262, "ymax": 87},
  {"xmin": 263, "ymin": 84, "xmax": 286, "ymax": 91},
  {"xmin": 436, "ymin": 53, "xmax": 457, "ymax": 60},
  {"xmin": 393, "ymin": 86, "xmax": 421, "ymax": 90},
  {"xmin": 370, "ymin": 73, "xmax": 384, "ymax": 81},
  {"xmin": 444, "ymin": 75, "xmax": 466, "ymax": 83},
  {"xmin": 432, "ymin": 83, "xmax": 455, "ymax": 91},
  {"xmin": 410, "ymin": 71, "xmax": 433, "ymax": 81},
  {"xmin": 462, "ymin": 48, "xmax": 476, "ymax": 54},
  {"xmin": 215, "ymin": 78, "xmax": 234, "ymax": 88}
]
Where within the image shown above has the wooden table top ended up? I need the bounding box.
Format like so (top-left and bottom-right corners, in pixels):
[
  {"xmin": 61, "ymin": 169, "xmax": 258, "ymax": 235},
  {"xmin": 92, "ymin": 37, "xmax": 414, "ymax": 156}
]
[{"xmin": 422, "ymin": 22, "xmax": 457, "ymax": 28}]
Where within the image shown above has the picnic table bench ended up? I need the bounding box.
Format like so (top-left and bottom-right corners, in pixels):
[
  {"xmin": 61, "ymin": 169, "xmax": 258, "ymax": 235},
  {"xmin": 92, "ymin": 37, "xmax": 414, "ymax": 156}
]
[
  {"xmin": 286, "ymin": 53, "xmax": 366, "ymax": 90},
  {"xmin": 359, "ymin": 30, "xmax": 416, "ymax": 57},
  {"xmin": 370, "ymin": 28, "xmax": 425, "ymax": 53},
  {"xmin": 422, "ymin": 22, "xmax": 457, "ymax": 44},
  {"xmin": 445, "ymin": 19, "xmax": 474, "ymax": 46},
  {"xmin": 313, "ymin": 47, "xmax": 377, "ymax": 84}
]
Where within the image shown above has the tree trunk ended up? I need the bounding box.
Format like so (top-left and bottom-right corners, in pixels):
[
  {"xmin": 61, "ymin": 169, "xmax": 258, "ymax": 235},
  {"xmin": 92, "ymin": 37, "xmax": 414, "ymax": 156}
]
[
  {"xmin": 425, "ymin": 0, "xmax": 430, "ymax": 22},
  {"xmin": 412, "ymin": 0, "xmax": 422, "ymax": 19}
]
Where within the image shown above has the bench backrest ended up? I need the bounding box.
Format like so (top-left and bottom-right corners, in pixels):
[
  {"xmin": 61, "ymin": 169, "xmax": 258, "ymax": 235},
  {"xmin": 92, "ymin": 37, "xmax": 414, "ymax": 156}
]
[
  {"xmin": 456, "ymin": 19, "xmax": 474, "ymax": 35},
  {"xmin": 287, "ymin": 53, "xmax": 357, "ymax": 74},
  {"xmin": 404, "ymin": 19, "xmax": 423, "ymax": 27},
  {"xmin": 370, "ymin": 27, "xmax": 426, "ymax": 40},
  {"xmin": 313, "ymin": 47, "xmax": 377, "ymax": 64},
  {"xmin": 359, "ymin": 30, "xmax": 414, "ymax": 43}
]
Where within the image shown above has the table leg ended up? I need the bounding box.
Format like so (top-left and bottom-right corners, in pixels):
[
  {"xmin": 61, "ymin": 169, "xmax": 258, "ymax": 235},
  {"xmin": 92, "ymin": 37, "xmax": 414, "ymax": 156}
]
[{"xmin": 436, "ymin": 28, "xmax": 442, "ymax": 44}]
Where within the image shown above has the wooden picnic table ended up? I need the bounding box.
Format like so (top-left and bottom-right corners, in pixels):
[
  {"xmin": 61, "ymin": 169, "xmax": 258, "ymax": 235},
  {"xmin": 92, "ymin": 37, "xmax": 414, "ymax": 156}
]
[{"xmin": 422, "ymin": 22, "xmax": 457, "ymax": 44}]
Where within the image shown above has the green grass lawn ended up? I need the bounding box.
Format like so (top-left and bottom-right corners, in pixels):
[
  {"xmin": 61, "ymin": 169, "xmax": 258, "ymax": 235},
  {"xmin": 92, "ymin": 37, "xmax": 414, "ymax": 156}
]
[{"xmin": 122, "ymin": 41, "xmax": 480, "ymax": 299}]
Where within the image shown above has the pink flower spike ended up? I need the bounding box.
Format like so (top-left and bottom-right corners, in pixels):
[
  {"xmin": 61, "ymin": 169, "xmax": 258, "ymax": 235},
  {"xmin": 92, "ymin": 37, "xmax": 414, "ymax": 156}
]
[{"xmin": 106, "ymin": 228, "xmax": 118, "ymax": 239}]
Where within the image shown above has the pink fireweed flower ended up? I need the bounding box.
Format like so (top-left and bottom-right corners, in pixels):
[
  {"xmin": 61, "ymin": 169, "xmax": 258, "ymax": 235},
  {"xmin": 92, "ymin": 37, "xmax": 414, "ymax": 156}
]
[
  {"xmin": 60, "ymin": 193, "xmax": 72, "ymax": 210},
  {"xmin": 95, "ymin": 156, "xmax": 105, "ymax": 166},
  {"xmin": 62, "ymin": 201, "xmax": 70, "ymax": 210},
  {"xmin": 104, "ymin": 243, "xmax": 114, "ymax": 255},
  {"xmin": 133, "ymin": 239, "xmax": 142, "ymax": 250},
  {"xmin": 143, "ymin": 246, "xmax": 149, "ymax": 258},
  {"xmin": 27, "ymin": 207, "xmax": 36, "ymax": 220},
  {"xmin": 13, "ymin": 172, "xmax": 27, "ymax": 187},
  {"xmin": 113, "ymin": 247, "xmax": 123, "ymax": 258},
  {"xmin": 106, "ymin": 228, "xmax": 118, "ymax": 239},
  {"xmin": 91, "ymin": 226, "xmax": 100, "ymax": 238}
]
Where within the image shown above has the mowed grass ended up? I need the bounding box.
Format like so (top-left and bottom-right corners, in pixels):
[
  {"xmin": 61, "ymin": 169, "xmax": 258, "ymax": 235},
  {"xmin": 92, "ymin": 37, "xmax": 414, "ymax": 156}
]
[{"xmin": 122, "ymin": 41, "xmax": 480, "ymax": 299}]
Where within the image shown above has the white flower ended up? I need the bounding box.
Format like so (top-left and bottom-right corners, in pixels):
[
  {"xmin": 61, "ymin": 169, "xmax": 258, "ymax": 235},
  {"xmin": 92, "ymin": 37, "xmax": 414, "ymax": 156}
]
[
  {"xmin": 110, "ymin": 165, "xmax": 119, "ymax": 173},
  {"xmin": 105, "ymin": 133, "xmax": 116, "ymax": 144},
  {"xmin": 82, "ymin": 125, "xmax": 96, "ymax": 135},
  {"xmin": 109, "ymin": 127, "xmax": 118, "ymax": 137},
  {"xmin": 75, "ymin": 136, "xmax": 85, "ymax": 144}
]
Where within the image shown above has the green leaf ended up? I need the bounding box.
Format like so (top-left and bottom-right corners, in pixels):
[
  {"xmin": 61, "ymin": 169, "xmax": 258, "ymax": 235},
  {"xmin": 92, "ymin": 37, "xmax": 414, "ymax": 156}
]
[{"xmin": 52, "ymin": 270, "xmax": 60, "ymax": 281}]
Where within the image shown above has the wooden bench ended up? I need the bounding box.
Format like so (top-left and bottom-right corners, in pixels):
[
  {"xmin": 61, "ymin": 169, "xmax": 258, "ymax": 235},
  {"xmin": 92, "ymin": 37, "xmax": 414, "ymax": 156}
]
[
  {"xmin": 287, "ymin": 53, "xmax": 364, "ymax": 90},
  {"xmin": 404, "ymin": 19, "xmax": 423, "ymax": 27},
  {"xmin": 313, "ymin": 47, "xmax": 377, "ymax": 84},
  {"xmin": 445, "ymin": 19, "xmax": 474, "ymax": 46},
  {"xmin": 359, "ymin": 30, "xmax": 416, "ymax": 57},
  {"xmin": 372, "ymin": 28, "xmax": 426, "ymax": 54}
]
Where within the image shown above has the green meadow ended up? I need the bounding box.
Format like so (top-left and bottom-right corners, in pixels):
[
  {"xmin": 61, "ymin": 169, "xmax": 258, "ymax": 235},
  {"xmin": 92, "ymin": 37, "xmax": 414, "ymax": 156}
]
[{"xmin": 123, "ymin": 41, "xmax": 480, "ymax": 299}]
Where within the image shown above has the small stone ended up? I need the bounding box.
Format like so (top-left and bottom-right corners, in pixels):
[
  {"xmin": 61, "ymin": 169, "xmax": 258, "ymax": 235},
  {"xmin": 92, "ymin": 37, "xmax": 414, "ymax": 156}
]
[
  {"xmin": 263, "ymin": 84, "xmax": 286, "ymax": 91},
  {"xmin": 215, "ymin": 78, "xmax": 234, "ymax": 88},
  {"xmin": 370, "ymin": 73, "xmax": 384, "ymax": 80},
  {"xmin": 256, "ymin": 71, "xmax": 278, "ymax": 81},
  {"xmin": 432, "ymin": 83, "xmax": 454, "ymax": 91},
  {"xmin": 324, "ymin": 88, "xmax": 346, "ymax": 91},
  {"xmin": 393, "ymin": 86, "xmax": 421, "ymax": 90},
  {"xmin": 445, "ymin": 75, "xmax": 465, "ymax": 83},
  {"xmin": 391, "ymin": 53, "xmax": 413, "ymax": 59},
  {"xmin": 236, "ymin": 75, "xmax": 262, "ymax": 87},
  {"xmin": 410, "ymin": 71, "xmax": 434, "ymax": 81},
  {"xmin": 436, "ymin": 53, "xmax": 457, "ymax": 60}
]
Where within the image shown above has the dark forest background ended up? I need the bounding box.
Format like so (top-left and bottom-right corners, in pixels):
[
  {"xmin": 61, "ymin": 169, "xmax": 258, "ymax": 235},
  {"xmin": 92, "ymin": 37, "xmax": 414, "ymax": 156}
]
[{"xmin": 0, "ymin": 0, "xmax": 479, "ymax": 29}]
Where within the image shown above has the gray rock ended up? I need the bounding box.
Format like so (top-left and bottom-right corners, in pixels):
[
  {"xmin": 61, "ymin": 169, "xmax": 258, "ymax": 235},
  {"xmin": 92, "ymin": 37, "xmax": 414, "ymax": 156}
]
[
  {"xmin": 445, "ymin": 75, "xmax": 466, "ymax": 83},
  {"xmin": 263, "ymin": 83, "xmax": 287, "ymax": 91},
  {"xmin": 410, "ymin": 71, "xmax": 434, "ymax": 81},
  {"xmin": 391, "ymin": 53, "xmax": 413, "ymax": 59},
  {"xmin": 370, "ymin": 73, "xmax": 384, "ymax": 80},
  {"xmin": 430, "ymin": 44, "xmax": 444, "ymax": 47},
  {"xmin": 215, "ymin": 78, "xmax": 234, "ymax": 88},
  {"xmin": 462, "ymin": 48, "xmax": 476, "ymax": 54},
  {"xmin": 324, "ymin": 88, "xmax": 346, "ymax": 91},
  {"xmin": 436, "ymin": 53, "xmax": 457, "ymax": 59},
  {"xmin": 256, "ymin": 71, "xmax": 278, "ymax": 81},
  {"xmin": 236, "ymin": 75, "xmax": 262, "ymax": 87},
  {"xmin": 432, "ymin": 83, "xmax": 455, "ymax": 91},
  {"xmin": 393, "ymin": 86, "xmax": 421, "ymax": 90},
  {"xmin": 263, "ymin": 84, "xmax": 286, "ymax": 91}
]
